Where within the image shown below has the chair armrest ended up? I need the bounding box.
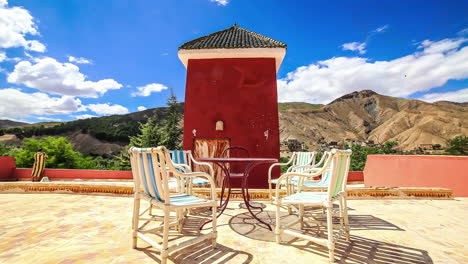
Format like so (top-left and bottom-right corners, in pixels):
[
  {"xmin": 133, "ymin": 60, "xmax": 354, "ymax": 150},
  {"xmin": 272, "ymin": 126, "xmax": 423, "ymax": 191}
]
[
  {"xmin": 189, "ymin": 154, "xmax": 215, "ymax": 176},
  {"xmin": 173, "ymin": 164, "xmax": 191, "ymax": 173},
  {"xmin": 171, "ymin": 170, "xmax": 217, "ymax": 200},
  {"xmin": 275, "ymin": 169, "xmax": 326, "ymax": 199},
  {"xmin": 268, "ymin": 159, "xmax": 295, "ymax": 181}
]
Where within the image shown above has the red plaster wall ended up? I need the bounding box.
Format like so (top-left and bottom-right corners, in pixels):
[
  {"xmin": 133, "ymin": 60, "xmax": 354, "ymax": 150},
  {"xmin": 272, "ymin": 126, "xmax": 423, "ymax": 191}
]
[
  {"xmin": 13, "ymin": 168, "xmax": 132, "ymax": 181},
  {"xmin": 364, "ymin": 155, "xmax": 468, "ymax": 197},
  {"xmin": 183, "ymin": 58, "xmax": 280, "ymax": 188},
  {"xmin": 0, "ymin": 156, "xmax": 16, "ymax": 181}
]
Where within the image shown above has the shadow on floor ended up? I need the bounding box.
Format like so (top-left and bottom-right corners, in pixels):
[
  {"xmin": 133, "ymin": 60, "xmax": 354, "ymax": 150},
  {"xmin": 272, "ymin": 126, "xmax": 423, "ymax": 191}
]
[
  {"xmin": 138, "ymin": 209, "xmax": 253, "ymax": 264},
  {"xmin": 229, "ymin": 210, "xmax": 404, "ymax": 242},
  {"xmin": 291, "ymin": 234, "xmax": 433, "ymax": 264}
]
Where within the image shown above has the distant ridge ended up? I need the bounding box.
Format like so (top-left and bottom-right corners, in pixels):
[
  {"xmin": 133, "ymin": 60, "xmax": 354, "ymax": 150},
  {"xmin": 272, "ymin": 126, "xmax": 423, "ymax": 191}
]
[
  {"xmin": 0, "ymin": 119, "xmax": 28, "ymax": 129},
  {"xmin": 1, "ymin": 91, "xmax": 466, "ymax": 153}
]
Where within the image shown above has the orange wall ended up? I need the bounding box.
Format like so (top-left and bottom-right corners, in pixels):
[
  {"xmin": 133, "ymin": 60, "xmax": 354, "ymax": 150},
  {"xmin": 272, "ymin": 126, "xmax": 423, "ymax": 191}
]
[{"xmin": 364, "ymin": 155, "xmax": 468, "ymax": 197}]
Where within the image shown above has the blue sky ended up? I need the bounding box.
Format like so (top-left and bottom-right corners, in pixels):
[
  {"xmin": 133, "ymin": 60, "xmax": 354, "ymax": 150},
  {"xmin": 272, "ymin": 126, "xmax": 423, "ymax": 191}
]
[{"xmin": 0, "ymin": 0, "xmax": 467, "ymax": 123}]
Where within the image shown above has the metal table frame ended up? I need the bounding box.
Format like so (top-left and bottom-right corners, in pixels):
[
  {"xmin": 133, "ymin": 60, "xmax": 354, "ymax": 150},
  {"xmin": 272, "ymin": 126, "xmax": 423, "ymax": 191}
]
[{"xmin": 197, "ymin": 157, "xmax": 277, "ymax": 230}]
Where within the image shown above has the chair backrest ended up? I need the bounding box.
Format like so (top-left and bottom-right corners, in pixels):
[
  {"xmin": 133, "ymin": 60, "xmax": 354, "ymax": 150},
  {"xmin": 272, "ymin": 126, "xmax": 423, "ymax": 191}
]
[
  {"xmin": 129, "ymin": 146, "xmax": 176, "ymax": 204},
  {"xmin": 291, "ymin": 152, "xmax": 315, "ymax": 173},
  {"xmin": 168, "ymin": 150, "xmax": 192, "ymax": 168},
  {"xmin": 316, "ymin": 151, "xmax": 333, "ymax": 183},
  {"xmin": 326, "ymin": 149, "xmax": 352, "ymax": 199},
  {"xmin": 221, "ymin": 146, "xmax": 250, "ymax": 158},
  {"xmin": 222, "ymin": 146, "xmax": 249, "ymax": 174}
]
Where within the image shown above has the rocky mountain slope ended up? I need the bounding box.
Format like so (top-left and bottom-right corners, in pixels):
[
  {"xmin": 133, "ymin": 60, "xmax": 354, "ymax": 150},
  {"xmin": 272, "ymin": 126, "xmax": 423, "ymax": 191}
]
[
  {"xmin": 279, "ymin": 90, "xmax": 467, "ymax": 150},
  {"xmin": 1, "ymin": 90, "xmax": 466, "ymax": 153}
]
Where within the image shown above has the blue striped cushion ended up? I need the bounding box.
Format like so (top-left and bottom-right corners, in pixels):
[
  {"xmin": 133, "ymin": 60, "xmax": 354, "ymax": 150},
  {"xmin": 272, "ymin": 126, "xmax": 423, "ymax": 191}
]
[
  {"xmin": 139, "ymin": 152, "xmax": 163, "ymax": 202},
  {"xmin": 282, "ymin": 192, "xmax": 327, "ymax": 204},
  {"xmin": 170, "ymin": 194, "xmax": 205, "ymax": 205}
]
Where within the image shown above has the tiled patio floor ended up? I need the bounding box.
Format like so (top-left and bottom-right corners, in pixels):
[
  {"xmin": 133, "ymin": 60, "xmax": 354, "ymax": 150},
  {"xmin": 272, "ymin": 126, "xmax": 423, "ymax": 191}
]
[{"xmin": 0, "ymin": 194, "xmax": 466, "ymax": 263}]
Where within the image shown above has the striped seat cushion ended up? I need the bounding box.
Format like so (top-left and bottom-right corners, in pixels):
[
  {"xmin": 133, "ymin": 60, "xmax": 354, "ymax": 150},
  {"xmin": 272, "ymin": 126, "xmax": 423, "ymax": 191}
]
[
  {"xmin": 281, "ymin": 192, "xmax": 328, "ymax": 204},
  {"xmin": 169, "ymin": 194, "xmax": 206, "ymax": 205}
]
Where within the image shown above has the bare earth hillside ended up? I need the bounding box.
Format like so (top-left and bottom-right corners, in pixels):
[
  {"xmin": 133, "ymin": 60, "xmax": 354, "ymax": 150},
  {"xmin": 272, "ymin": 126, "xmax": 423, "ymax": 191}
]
[{"xmin": 279, "ymin": 90, "xmax": 468, "ymax": 151}]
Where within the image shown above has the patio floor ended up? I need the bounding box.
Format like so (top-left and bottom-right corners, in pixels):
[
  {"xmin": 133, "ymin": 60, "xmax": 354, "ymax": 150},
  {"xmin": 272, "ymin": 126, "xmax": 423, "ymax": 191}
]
[{"xmin": 0, "ymin": 194, "xmax": 466, "ymax": 263}]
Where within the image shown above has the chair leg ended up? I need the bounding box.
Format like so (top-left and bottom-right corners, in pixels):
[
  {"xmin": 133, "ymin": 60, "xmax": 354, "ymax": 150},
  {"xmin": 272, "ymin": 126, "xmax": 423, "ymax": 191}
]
[
  {"xmin": 342, "ymin": 196, "xmax": 350, "ymax": 241},
  {"xmin": 268, "ymin": 181, "xmax": 273, "ymax": 204},
  {"xmin": 211, "ymin": 203, "xmax": 218, "ymax": 249},
  {"xmin": 326, "ymin": 204, "xmax": 335, "ymax": 263},
  {"xmin": 161, "ymin": 209, "xmax": 170, "ymax": 264},
  {"xmin": 275, "ymin": 202, "xmax": 281, "ymax": 244},
  {"xmin": 299, "ymin": 204, "xmax": 304, "ymax": 229},
  {"xmin": 131, "ymin": 194, "xmax": 141, "ymax": 249}
]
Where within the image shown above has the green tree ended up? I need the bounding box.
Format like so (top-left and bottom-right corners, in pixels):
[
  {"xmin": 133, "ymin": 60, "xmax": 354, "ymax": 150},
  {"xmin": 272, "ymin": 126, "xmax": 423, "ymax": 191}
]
[
  {"xmin": 159, "ymin": 91, "xmax": 183, "ymax": 150},
  {"xmin": 0, "ymin": 144, "xmax": 14, "ymax": 156},
  {"xmin": 129, "ymin": 114, "xmax": 162, "ymax": 148},
  {"xmin": 445, "ymin": 136, "xmax": 467, "ymax": 155},
  {"xmin": 14, "ymin": 137, "xmax": 94, "ymax": 169}
]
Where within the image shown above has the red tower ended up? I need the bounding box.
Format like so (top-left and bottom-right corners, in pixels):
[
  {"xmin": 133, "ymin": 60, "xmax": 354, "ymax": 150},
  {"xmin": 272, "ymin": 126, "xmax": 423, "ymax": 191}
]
[{"xmin": 178, "ymin": 24, "xmax": 287, "ymax": 188}]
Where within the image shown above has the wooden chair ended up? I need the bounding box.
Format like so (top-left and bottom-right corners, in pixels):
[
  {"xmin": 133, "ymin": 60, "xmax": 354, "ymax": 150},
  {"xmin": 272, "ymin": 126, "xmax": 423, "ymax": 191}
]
[
  {"xmin": 129, "ymin": 146, "xmax": 218, "ymax": 264},
  {"xmin": 274, "ymin": 149, "xmax": 352, "ymax": 263},
  {"xmin": 268, "ymin": 151, "xmax": 316, "ymax": 201}
]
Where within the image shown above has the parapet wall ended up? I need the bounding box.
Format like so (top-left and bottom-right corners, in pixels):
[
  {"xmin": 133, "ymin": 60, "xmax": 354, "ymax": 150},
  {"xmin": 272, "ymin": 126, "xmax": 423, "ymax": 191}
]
[{"xmin": 364, "ymin": 155, "xmax": 468, "ymax": 197}]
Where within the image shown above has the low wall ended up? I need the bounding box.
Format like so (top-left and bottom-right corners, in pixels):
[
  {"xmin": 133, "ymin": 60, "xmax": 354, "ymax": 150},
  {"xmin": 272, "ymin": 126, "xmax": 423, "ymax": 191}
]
[
  {"xmin": 0, "ymin": 156, "xmax": 16, "ymax": 181},
  {"xmin": 14, "ymin": 168, "xmax": 132, "ymax": 181},
  {"xmin": 364, "ymin": 155, "xmax": 468, "ymax": 197}
]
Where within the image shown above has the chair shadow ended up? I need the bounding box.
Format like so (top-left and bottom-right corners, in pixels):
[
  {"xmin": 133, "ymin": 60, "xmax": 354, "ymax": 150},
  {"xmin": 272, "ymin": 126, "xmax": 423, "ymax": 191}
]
[
  {"xmin": 229, "ymin": 210, "xmax": 431, "ymax": 263},
  {"xmin": 138, "ymin": 208, "xmax": 253, "ymax": 264},
  {"xmin": 290, "ymin": 233, "xmax": 433, "ymax": 264}
]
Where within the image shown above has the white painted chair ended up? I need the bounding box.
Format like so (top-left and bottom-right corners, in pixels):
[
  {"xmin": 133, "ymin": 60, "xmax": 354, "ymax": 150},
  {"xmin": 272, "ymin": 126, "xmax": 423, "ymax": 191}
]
[
  {"xmin": 129, "ymin": 146, "xmax": 218, "ymax": 264},
  {"xmin": 268, "ymin": 152, "xmax": 316, "ymax": 201},
  {"xmin": 274, "ymin": 149, "xmax": 352, "ymax": 263},
  {"xmin": 168, "ymin": 150, "xmax": 213, "ymax": 193}
]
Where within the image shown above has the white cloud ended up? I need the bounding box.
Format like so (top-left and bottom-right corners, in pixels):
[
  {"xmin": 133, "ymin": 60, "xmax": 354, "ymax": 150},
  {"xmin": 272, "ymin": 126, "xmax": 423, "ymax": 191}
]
[
  {"xmin": 73, "ymin": 114, "xmax": 96, "ymax": 120},
  {"xmin": 131, "ymin": 83, "xmax": 168, "ymax": 97},
  {"xmin": 373, "ymin": 24, "xmax": 389, "ymax": 33},
  {"xmin": 210, "ymin": 0, "xmax": 229, "ymax": 6},
  {"xmin": 419, "ymin": 88, "xmax": 468, "ymax": 103},
  {"xmin": 342, "ymin": 42, "xmax": 367, "ymax": 54},
  {"xmin": 7, "ymin": 57, "xmax": 122, "ymax": 97},
  {"xmin": 0, "ymin": 88, "xmax": 83, "ymax": 119},
  {"xmin": 68, "ymin": 56, "xmax": 92, "ymax": 64},
  {"xmin": 278, "ymin": 37, "xmax": 468, "ymax": 104},
  {"xmin": 418, "ymin": 38, "xmax": 467, "ymax": 54},
  {"xmin": 36, "ymin": 117, "xmax": 62, "ymax": 121},
  {"xmin": 0, "ymin": 51, "xmax": 5, "ymax": 62},
  {"xmin": 0, "ymin": 1, "xmax": 46, "ymax": 52},
  {"xmin": 137, "ymin": 106, "xmax": 147, "ymax": 111},
  {"xmin": 86, "ymin": 103, "xmax": 129, "ymax": 115},
  {"xmin": 458, "ymin": 28, "xmax": 468, "ymax": 36}
]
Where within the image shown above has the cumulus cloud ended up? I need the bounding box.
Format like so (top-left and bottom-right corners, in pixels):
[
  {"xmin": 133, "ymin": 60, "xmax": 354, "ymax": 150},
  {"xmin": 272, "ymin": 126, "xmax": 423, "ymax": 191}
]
[
  {"xmin": 0, "ymin": 1, "xmax": 46, "ymax": 52},
  {"xmin": 419, "ymin": 88, "xmax": 468, "ymax": 103},
  {"xmin": 73, "ymin": 114, "xmax": 96, "ymax": 120},
  {"xmin": 137, "ymin": 106, "xmax": 147, "ymax": 111},
  {"xmin": 0, "ymin": 88, "xmax": 83, "ymax": 119},
  {"xmin": 68, "ymin": 56, "xmax": 92, "ymax": 64},
  {"xmin": 278, "ymin": 37, "xmax": 468, "ymax": 104},
  {"xmin": 86, "ymin": 103, "xmax": 129, "ymax": 115},
  {"xmin": 131, "ymin": 83, "xmax": 168, "ymax": 97},
  {"xmin": 210, "ymin": 0, "xmax": 229, "ymax": 6},
  {"xmin": 342, "ymin": 42, "xmax": 367, "ymax": 54},
  {"xmin": 7, "ymin": 57, "xmax": 122, "ymax": 97}
]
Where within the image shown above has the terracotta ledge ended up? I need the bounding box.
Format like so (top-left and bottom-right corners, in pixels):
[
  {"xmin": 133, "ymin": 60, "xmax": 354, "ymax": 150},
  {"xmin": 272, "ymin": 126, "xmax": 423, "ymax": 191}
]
[{"xmin": 0, "ymin": 182, "xmax": 453, "ymax": 200}]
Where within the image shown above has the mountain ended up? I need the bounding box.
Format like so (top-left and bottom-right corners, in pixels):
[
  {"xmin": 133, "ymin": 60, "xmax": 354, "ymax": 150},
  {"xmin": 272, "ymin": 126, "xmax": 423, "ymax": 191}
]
[
  {"xmin": 0, "ymin": 119, "xmax": 29, "ymax": 129},
  {"xmin": 279, "ymin": 90, "xmax": 468, "ymax": 151},
  {"xmin": 1, "ymin": 91, "xmax": 466, "ymax": 152}
]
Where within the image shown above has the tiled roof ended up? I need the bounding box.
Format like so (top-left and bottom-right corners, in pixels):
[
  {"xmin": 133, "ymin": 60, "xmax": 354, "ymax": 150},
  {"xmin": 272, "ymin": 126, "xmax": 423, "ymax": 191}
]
[{"xmin": 179, "ymin": 24, "xmax": 287, "ymax": 50}]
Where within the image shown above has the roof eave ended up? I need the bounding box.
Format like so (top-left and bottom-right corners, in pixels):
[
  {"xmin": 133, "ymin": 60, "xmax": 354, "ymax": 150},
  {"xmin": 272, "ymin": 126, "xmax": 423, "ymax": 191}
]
[{"xmin": 178, "ymin": 47, "xmax": 286, "ymax": 72}]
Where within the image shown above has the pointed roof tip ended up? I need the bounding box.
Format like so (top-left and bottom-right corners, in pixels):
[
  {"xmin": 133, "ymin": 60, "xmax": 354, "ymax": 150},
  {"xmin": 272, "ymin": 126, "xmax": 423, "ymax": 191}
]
[{"xmin": 179, "ymin": 24, "xmax": 287, "ymax": 50}]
